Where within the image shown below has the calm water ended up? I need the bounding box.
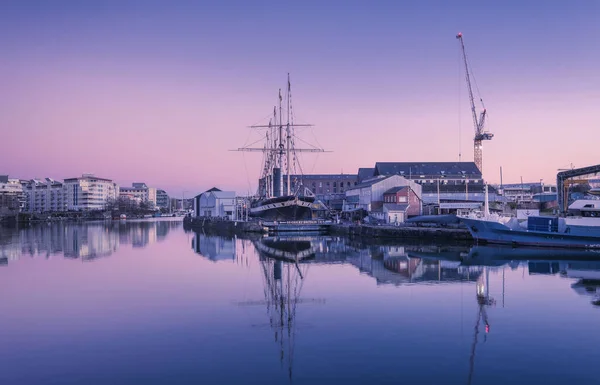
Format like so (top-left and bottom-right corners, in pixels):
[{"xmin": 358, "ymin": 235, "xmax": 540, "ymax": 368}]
[{"xmin": 1, "ymin": 219, "xmax": 599, "ymax": 385}]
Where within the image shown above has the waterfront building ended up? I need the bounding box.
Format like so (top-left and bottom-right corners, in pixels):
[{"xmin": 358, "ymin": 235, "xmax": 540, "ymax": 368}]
[
  {"xmin": 381, "ymin": 186, "xmax": 422, "ymax": 222},
  {"xmin": 170, "ymin": 197, "xmax": 193, "ymax": 211},
  {"xmin": 357, "ymin": 168, "xmax": 375, "ymax": 183},
  {"xmin": 193, "ymin": 187, "xmax": 236, "ymax": 219},
  {"xmin": 63, "ymin": 174, "xmax": 118, "ymax": 211},
  {"xmin": 119, "ymin": 183, "xmax": 157, "ymax": 206},
  {"xmin": 23, "ymin": 178, "xmax": 67, "ymax": 213},
  {"xmin": 156, "ymin": 189, "xmax": 169, "ymax": 209},
  {"xmin": 0, "ymin": 175, "xmax": 25, "ymax": 215},
  {"xmin": 498, "ymin": 182, "xmax": 557, "ymax": 204},
  {"xmin": 383, "ymin": 186, "xmax": 421, "ymax": 217},
  {"xmin": 362, "ymin": 162, "xmax": 503, "ymax": 205},
  {"xmin": 343, "ymin": 175, "xmax": 422, "ymax": 217}
]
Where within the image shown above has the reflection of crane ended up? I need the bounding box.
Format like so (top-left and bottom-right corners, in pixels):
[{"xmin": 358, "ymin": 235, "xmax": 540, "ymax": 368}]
[
  {"xmin": 467, "ymin": 267, "xmax": 495, "ymax": 385},
  {"xmin": 456, "ymin": 32, "xmax": 493, "ymax": 175},
  {"xmin": 237, "ymin": 245, "xmax": 325, "ymax": 383}
]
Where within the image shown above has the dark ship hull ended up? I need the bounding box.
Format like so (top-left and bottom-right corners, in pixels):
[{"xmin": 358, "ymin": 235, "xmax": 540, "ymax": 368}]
[
  {"xmin": 254, "ymin": 237, "xmax": 317, "ymax": 262},
  {"xmin": 249, "ymin": 195, "xmax": 315, "ymax": 221}
]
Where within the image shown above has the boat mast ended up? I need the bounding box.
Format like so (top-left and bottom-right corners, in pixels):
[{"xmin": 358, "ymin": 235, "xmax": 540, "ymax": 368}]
[
  {"xmin": 232, "ymin": 75, "xmax": 328, "ymax": 199},
  {"xmin": 286, "ymin": 74, "xmax": 292, "ymax": 196},
  {"xmin": 278, "ymin": 90, "xmax": 284, "ymax": 197}
]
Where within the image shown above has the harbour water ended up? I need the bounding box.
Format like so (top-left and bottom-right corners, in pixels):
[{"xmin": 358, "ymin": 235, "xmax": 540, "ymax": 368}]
[{"xmin": 1, "ymin": 219, "xmax": 599, "ymax": 384}]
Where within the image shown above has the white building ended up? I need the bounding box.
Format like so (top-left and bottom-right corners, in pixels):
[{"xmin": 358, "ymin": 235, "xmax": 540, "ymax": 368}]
[
  {"xmin": 119, "ymin": 183, "xmax": 157, "ymax": 206},
  {"xmin": 383, "ymin": 203, "xmax": 409, "ymax": 224},
  {"xmin": 0, "ymin": 175, "xmax": 24, "ymax": 215},
  {"xmin": 193, "ymin": 187, "xmax": 236, "ymax": 219},
  {"xmin": 344, "ymin": 175, "xmax": 422, "ymax": 212},
  {"xmin": 23, "ymin": 178, "xmax": 67, "ymax": 213},
  {"xmin": 63, "ymin": 174, "xmax": 118, "ymax": 211}
]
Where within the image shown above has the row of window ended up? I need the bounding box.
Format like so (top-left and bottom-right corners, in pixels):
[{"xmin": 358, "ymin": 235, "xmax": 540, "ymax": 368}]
[
  {"xmin": 413, "ymin": 179, "xmax": 481, "ymax": 184},
  {"xmin": 384, "ymin": 195, "xmax": 408, "ymax": 203}
]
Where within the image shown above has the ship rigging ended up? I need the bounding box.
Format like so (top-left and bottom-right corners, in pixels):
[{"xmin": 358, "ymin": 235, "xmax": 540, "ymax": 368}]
[{"xmin": 233, "ymin": 74, "xmax": 329, "ymax": 221}]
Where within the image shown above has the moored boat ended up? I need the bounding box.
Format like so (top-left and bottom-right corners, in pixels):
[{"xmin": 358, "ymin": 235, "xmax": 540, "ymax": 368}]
[{"xmin": 459, "ymin": 188, "xmax": 600, "ymax": 248}]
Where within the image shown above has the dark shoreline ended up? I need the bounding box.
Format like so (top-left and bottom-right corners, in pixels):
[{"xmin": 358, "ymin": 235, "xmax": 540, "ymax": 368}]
[{"xmin": 183, "ymin": 216, "xmax": 474, "ymax": 244}]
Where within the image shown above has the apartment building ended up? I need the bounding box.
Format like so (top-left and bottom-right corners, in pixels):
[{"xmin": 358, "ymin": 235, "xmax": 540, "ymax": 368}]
[
  {"xmin": 63, "ymin": 174, "xmax": 118, "ymax": 211},
  {"xmin": 23, "ymin": 178, "xmax": 67, "ymax": 213},
  {"xmin": 119, "ymin": 182, "xmax": 157, "ymax": 206}
]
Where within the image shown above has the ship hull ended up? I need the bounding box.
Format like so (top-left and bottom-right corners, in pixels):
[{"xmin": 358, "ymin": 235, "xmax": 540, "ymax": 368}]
[
  {"xmin": 460, "ymin": 217, "xmax": 600, "ymax": 249},
  {"xmin": 249, "ymin": 195, "xmax": 315, "ymax": 221}
]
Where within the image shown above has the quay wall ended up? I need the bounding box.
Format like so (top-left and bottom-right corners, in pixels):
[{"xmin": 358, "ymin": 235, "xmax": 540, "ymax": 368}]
[
  {"xmin": 329, "ymin": 223, "xmax": 473, "ymax": 242},
  {"xmin": 184, "ymin": 216, "xmax": 473, "ymax": 242},
  {"xmin": 183, "ymin": 216, "xmax": 265, "ymax": 235}
]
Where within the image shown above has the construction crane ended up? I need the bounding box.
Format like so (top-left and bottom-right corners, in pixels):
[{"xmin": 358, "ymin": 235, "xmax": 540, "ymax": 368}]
[{"xmin": 456, "ymin": 32, "xmax": 494, "ymax": 175}]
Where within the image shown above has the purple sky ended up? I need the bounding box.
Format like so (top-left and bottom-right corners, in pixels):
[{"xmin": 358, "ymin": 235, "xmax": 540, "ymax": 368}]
[{"xmin": 1, "ymin": 1, "xmax": 598, "ymax": 196}]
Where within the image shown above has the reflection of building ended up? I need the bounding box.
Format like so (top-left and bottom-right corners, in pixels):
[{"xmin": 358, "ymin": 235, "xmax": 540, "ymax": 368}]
[
  {"xmin": 63, "ymin": 174, "xmax": 118, "ymax": 211},
  {"xmin": 528, "ymin": 260, "xmax": 600, "ymax": 307},
  {"xmin": 346, "ymin": 247, "xmax": 482, "ymax": 286},
  {"xmin": 0, "ymin": 220, "xmax": 181, "ymax": 263},
  {"xmin": 63, "ymin": 224, "xmax": 119, "ymax": 259},
  {"xmin": 191, "ymin": 233, "xmax": 236, "ymax": 262}
]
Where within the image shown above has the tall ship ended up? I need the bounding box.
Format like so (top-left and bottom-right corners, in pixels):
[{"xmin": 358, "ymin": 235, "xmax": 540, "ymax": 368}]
[{"xmin": 236, "ymin": 75, "xmax": 326, "ymax": 221}]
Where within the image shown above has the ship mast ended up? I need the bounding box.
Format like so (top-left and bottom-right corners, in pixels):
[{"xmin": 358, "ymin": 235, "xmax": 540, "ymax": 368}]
[
  {"xmin": 233, "ymin": 75, "xmax": 329, "ymax": 198},
  {"xmin": 278, "ymin": 89, "xmax": 284, "ymax": 197},
  {"xmin": 286, "ymin": 74, "xmax": 292, "ymax": 196}
]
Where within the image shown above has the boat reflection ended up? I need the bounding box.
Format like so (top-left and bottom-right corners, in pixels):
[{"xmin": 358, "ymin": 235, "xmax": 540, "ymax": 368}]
[
  {"xmin": 253, "ymin": 235, "xmax": 320, "ymax": 262},
  {"xmin": 242, "ymin": 235, "xmax": 326, "ymax": 382}
]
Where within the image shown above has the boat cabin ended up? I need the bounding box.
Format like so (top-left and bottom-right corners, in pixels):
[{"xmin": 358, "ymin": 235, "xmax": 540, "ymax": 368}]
[{"xmin": 568, "ymin": 200, "xmax": 600, "ymax": 217}]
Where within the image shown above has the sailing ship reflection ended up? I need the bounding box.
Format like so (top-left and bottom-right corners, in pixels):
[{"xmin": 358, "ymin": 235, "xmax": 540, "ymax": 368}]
[{"xmin": 242, "ymin": 236, "xmax": 326, "ymax": 382}]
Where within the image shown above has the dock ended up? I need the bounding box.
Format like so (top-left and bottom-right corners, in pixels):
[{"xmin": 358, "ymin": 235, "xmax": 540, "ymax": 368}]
[
  {"xmin": 262, "ymin": 220, "xmax": 332, "ymax": 233},
  {"xmin": 184, "ymin": 216, "xmax": 473, "ymax": 242}
]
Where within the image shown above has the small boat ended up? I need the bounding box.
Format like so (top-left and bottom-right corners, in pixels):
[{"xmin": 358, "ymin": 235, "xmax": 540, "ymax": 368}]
[{"xmin": 119, "ymin": 214, "xmax": 127, "ymax": 220}]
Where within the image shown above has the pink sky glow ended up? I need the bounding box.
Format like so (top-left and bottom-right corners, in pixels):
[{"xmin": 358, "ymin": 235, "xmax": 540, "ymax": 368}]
[{"xmin": 1, "ymin": 2, "xmax": 598, "ymax": 196}]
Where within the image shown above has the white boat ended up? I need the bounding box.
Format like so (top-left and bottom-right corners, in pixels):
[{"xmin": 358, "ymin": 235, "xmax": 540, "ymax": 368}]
[{"xmin": 459, "ymin": 186, "xmax": 600, "ymax": 248}]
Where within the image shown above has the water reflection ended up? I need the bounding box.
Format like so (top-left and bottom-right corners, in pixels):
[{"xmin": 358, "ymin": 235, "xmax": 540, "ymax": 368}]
[
  {"xmin": 189, "ymin": 234, "xmax": 600, "ymax": 383},
  {"xmin": 0, "ymin": 219, "xmax": 181, "ymax": 262},
  {"xmin": 191, "ymin": 233, "xmax": 237, "ymax": 262},
  {"xmin": 1, "ymin": 226, "xmax": 600, "ymax": 384},
  {"xmin": 190, "ymin": 233, "xmax": 600, "ymax": 309}
]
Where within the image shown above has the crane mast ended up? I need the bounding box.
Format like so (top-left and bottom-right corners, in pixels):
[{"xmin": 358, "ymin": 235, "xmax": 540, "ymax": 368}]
[{"xmin": 456, "ymin": 32, "xmax": 493, "ymax": 176}]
